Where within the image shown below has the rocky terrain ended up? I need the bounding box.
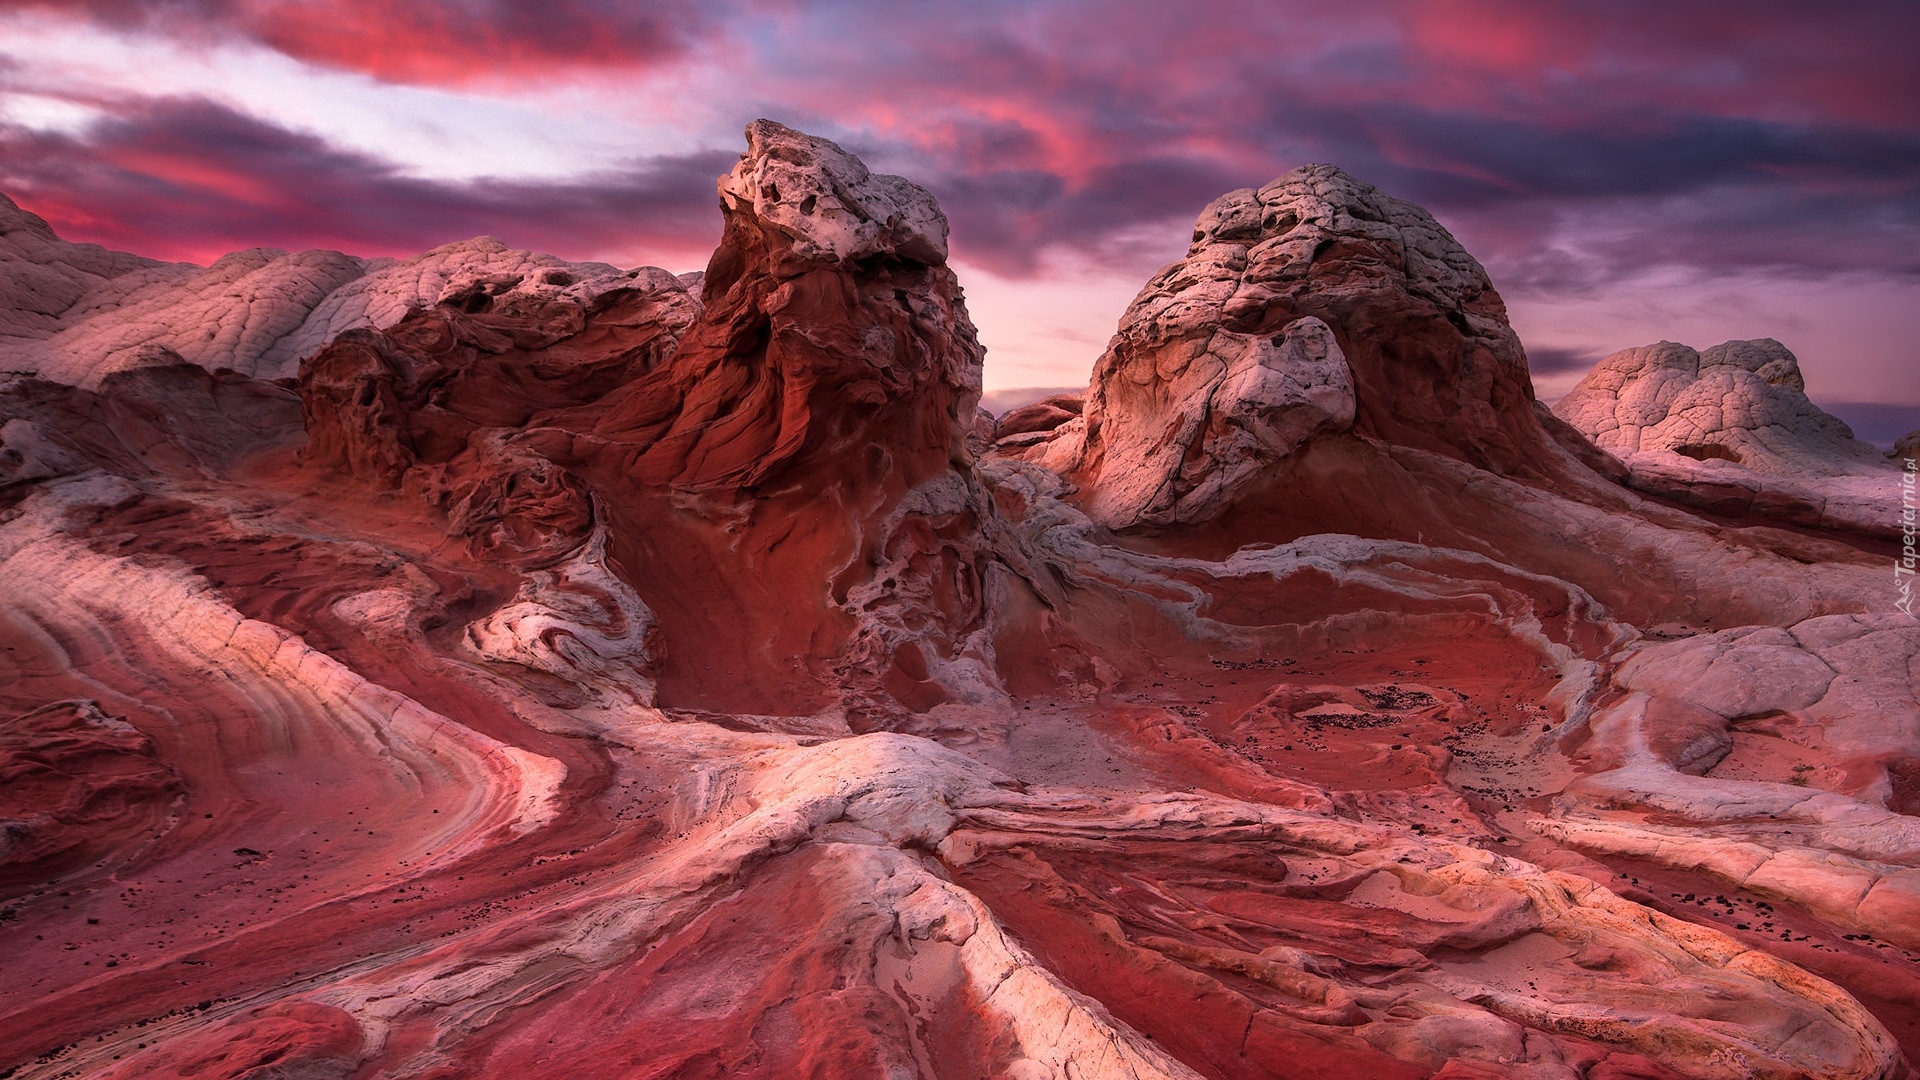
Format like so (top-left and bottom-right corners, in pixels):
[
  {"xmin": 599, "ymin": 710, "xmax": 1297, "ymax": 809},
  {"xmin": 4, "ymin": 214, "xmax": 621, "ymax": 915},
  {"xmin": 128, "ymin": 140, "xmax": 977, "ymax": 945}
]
[
  {"xmin": 1, "ymin": 191, "xmax": 677, "ymax": 390},
  {"xmin": 0, "ymin": 120, "xmax": 1914, "ymax": 1079}
]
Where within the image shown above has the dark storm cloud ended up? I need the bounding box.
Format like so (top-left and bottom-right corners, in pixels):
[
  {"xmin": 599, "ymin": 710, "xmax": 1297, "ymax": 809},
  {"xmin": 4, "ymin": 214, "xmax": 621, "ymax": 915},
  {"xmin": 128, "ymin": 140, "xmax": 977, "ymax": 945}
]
[
  {"xmin": 897, "ymin": 96, "xmax": 1920, "ymax": 290},
  {"xmin": 696, "ymin": 0, "xmax": 1920, "ymax": 290},
  {"xmin": 756, "ymin": 0, "xmax": 1920, "ymax": 291},
  {"xmin": 926, "ymin": 157, "xmax": 1247, "ymax": 276},
  {"xmin": 1521, "ymin": 346, "xmax": 1604, "ymax": 376},
  {"xmin": 1240, "ymin": 101, "xmax": 1920, "ymax": 205},
  {"xmin": 0, "ymin": 97, "xmax": 727, "ymax": 265}
]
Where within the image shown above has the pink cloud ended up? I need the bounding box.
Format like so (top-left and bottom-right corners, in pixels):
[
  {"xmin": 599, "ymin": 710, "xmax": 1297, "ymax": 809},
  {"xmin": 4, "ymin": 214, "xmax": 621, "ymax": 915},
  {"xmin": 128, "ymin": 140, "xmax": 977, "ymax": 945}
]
[
  {"xmin": 0, "ymin": 96, "xmax": 724, "ymax": 267},
  {"xmin": 8, "ymin": 0, "xmax": 752, "ymax": 86}
]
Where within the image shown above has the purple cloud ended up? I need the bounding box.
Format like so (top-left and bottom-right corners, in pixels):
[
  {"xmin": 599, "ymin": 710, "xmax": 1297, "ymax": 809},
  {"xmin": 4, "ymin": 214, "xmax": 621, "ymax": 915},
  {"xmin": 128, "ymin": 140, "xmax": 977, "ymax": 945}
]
[{"xmin": 0, "ymin": 97, "xmax": 727, "ymax": 267}]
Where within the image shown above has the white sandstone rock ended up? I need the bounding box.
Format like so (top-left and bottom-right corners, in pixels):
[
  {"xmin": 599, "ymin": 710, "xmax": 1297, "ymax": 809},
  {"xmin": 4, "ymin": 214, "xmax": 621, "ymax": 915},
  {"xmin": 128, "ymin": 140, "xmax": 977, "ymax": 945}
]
[
  {"xmin": 1554, "ymin": 339, "xmax": 1901, "ymax": 534},
  {"xmin": 718, "ymin": 119, "xmax": 949, "ymax": 267},
  {"xmin": 1081, "ymin": 317, "xmax": 1355, "ymax": 527},
  {"xmin": 1, "ymin": 192, "xmax": 670, "ymax": 388}
]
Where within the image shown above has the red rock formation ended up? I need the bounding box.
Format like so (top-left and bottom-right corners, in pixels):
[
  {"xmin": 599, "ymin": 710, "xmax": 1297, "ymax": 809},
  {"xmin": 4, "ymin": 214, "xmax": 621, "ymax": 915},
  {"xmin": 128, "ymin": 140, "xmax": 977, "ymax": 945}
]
[
  {"xmin": 1010, "ymin": 166, "xmax": 1883, "ymax": 633},
  {"xmin": 0, "ymin": 701, "xmax": 182, "ymax": 885},
  {"xmin": 587, "ymin": 118, "xmax": 978, "ymax": 491},
  {"xmin": 1060, "ymin": 163, "xmax": 1560, "ymax": 528},
  {"xmin": 993, "ymin": 391, "xmax": 1083, "ymax": 439},
  {"xmin": 0, "ymin": 126, "xmax": 1914, "ymax": 1080}
]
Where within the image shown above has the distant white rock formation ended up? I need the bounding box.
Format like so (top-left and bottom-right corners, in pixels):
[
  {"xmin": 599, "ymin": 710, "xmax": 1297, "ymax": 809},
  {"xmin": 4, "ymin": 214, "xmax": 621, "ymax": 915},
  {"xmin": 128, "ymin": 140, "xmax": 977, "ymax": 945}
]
[
  {"xmin": 1556, "ymin": 338, "xmax": 1905, "ymax": 535},
  {"xmin": 0, "ymin": 192, "xmax": 680, "ymax": 388}
]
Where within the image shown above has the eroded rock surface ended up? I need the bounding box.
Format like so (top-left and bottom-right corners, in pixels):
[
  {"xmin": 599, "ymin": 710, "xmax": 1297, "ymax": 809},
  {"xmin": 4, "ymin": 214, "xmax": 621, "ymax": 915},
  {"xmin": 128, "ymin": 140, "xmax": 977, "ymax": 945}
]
[
  {"xmin": 1, "ymin": 127, "xmax": 1915, "ymax": 1080},
  {"xmin": 1554, "ymin": 339, "xmax": 1903, "ymax": 534},
  {"xmin": 1056, "ymin": 163, "xmax": 1553, "ymax": 532},
  {"xmin": 0, "ymin": 192, "xmax": 668, "ymax": 389}
]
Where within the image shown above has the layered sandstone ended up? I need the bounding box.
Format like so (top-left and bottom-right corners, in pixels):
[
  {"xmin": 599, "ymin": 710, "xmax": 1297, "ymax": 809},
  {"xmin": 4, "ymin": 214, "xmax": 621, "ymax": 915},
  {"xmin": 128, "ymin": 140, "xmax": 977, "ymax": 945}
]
[{"xmin": 0, "ymin": 128, "xmax": 1914, "ymax": 1080}]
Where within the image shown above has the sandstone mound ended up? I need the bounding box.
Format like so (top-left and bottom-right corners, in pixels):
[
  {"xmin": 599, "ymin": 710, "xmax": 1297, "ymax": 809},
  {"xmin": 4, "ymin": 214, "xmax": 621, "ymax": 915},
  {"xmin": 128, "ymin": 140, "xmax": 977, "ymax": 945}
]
[
  {"xmin": 0, "ymin": 192, "xmax": 667, "ymax": 388},
  {"xmin": 1554, "ymin": 339, "xmax": 1901, "ymax": 534},
  {"xmin": 0, "ymin": 193, "xmax": 178, "ymax": 343},
  {"xmin": 1, "ymin": 128, "xmax": 1915, "ymax": 1080},
  {"xmin": 1046, "ymin": 163, "xmax": 1560, "ymax": 530},
  {"xmin": 289, "ymin": 118, "xmax": 993, "ymax": 721},
  {"xmin": 1555, "ymin": 338, "xmax": 1877, "ymax": 472}
]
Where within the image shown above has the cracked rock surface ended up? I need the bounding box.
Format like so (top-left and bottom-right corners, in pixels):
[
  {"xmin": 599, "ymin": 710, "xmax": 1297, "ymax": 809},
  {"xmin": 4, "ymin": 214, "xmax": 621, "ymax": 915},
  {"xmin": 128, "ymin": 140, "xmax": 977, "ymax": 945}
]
[{"xmin": 1553, "ymin": 339, "xmax": 1904, "ymax": 535}]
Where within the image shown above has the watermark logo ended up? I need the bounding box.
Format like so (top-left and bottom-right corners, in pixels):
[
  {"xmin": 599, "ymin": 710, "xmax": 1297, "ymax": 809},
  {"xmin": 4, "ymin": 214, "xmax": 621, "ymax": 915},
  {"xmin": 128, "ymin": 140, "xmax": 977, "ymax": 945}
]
[{"xmin": 1900, "ymin": 457, "xmax": 1917, "ymax": 618}]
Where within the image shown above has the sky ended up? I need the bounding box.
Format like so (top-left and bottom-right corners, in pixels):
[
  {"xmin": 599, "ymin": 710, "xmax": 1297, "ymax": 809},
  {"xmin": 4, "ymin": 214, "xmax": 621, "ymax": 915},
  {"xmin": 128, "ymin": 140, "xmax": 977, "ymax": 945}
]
[{"xmin": 1, "ymin": 0, "xmax": 1916, "ymax": 429}]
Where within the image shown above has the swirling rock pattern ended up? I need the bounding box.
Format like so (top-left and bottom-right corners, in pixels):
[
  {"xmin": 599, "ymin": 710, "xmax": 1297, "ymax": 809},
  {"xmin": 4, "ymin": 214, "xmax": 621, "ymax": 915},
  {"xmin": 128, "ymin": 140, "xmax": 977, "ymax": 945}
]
[{"xmin": 0, "ymin": 124, "xmax": 1914, "ymax": 1079}]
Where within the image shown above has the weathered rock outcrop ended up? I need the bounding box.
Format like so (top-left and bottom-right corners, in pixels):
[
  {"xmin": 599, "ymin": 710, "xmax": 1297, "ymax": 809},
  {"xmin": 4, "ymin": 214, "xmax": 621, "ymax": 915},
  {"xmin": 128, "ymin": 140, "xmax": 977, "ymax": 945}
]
[
  {"xmin": 1555, "ymin": 339, "xmax": 1902, "ymax": 534},
  {"xmin": 1, "ymin": 361, "xmax": 304, "ymax": 499},
  {"xmin": 1556, "ymin": 339, "xmax": 1877, "ymax": 472},
  {"xmin": 994, "ymin": 391, "xmax": 1082, "ymax": 441},
  {"xmin": 0, "ymin": 700, "xmax": 182, "ymax": 880},
  {"xmin": 1, "ymin": 191, "xmax": 662, "ymax": 388},
  {"xmin": 1072, "ymin": 315, "xmax": 1355, "ymax": 526},
  {"xmin": 1, "ymin": 130, "xmax": 1914, "ymax": 1080},
  {"xmin": 586, "ymin": 118, "xmax": 982, "ymax": 490},
  {"xmin": 290, "ymin": 120, "xmax": 997, "ymax": 724},
  {"xmin": 0, "ymin": 194, "xmax": 177, "ymax": 343},
  {"xmin": 1053, "ymin": 164, "xmax": 1561, "ymax": 530},
  {"xmin": 1003, "ymin": 167, "xmax": 1877, "ymax": 637},
  {"xmin": 296, "ymin": 267, "xmax": 698, "ymax": 492}
]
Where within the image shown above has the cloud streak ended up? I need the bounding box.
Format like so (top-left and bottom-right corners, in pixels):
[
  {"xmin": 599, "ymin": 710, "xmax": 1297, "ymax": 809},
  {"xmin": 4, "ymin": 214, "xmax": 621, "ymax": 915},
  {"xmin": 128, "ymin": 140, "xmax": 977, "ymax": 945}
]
[
  {"xmin": 0, "ymin": 96, "xmax": 726, "ymax": 266},
  {"xmin": 8, "ymin": 0, "xmax": 749, "ymax": 84}
]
